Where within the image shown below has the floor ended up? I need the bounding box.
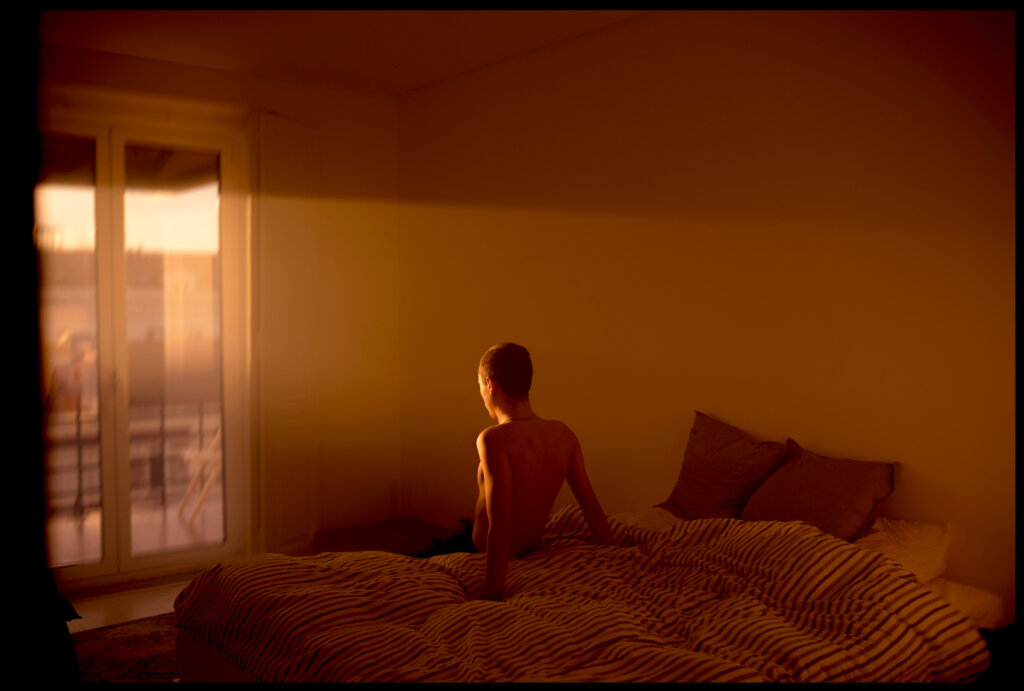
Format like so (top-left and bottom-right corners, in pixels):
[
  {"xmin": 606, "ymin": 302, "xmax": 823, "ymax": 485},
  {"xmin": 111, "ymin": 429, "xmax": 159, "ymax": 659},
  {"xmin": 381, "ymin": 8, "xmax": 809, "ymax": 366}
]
[{"xmin": 68, "ymin": 578, "xmax": 189, "ymax": 633}]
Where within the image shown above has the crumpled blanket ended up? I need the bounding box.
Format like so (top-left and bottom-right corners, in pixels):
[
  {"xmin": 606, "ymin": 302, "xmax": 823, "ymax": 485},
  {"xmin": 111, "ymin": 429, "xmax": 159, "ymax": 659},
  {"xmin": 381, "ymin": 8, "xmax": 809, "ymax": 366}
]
[{"xmin": 175, "ymin": 505, "xmax": 989, "ymax": 682}]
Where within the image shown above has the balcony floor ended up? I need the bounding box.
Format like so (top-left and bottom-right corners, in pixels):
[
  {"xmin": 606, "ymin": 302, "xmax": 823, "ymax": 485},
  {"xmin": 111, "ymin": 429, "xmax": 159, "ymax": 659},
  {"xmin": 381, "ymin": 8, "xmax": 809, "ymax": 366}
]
[{"xmin": 46, "ymin": 484, "xmax": 224, "ymax": 568}]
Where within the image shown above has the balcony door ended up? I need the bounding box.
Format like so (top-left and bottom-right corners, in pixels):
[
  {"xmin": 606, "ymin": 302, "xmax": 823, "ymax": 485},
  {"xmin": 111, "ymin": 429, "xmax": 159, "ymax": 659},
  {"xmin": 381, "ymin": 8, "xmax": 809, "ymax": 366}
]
[{"xmin": 37, "ymin": 94, "xmax": 251, "ymax": 585}]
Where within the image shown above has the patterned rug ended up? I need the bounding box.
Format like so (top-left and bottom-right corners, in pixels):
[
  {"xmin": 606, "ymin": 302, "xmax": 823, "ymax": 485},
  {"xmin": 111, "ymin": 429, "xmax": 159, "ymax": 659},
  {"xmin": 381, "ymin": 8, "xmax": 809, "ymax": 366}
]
[{"xmin": 72, "ymin": 612, "xmax": 178, "ymax": 683}]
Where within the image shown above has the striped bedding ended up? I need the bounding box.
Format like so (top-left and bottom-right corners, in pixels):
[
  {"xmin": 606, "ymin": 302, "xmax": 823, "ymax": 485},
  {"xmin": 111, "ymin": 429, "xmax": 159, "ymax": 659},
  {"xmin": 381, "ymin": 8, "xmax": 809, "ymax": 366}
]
[{"xmin": 174, "ymin": 505, "xmax": 989, "ymax": 682}]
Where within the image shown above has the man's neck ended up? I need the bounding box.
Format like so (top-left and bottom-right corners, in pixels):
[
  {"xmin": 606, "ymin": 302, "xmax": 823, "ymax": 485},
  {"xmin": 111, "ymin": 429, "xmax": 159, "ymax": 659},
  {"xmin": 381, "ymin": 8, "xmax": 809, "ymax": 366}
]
[{"xmin": 496, "ymin": 400, "xmax": 534, "ymax": 424}]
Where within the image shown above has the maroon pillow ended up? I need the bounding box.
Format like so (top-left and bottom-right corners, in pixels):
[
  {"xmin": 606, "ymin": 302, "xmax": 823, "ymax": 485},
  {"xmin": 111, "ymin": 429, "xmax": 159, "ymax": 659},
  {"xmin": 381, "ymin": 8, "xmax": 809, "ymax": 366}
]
[
  {"xmin": 741, "ymin": 439, "xmax": 894, "ymax": 541},
  {"xmin": 657, "ymin": 412, "xmax": 787, "ymax": 520}
]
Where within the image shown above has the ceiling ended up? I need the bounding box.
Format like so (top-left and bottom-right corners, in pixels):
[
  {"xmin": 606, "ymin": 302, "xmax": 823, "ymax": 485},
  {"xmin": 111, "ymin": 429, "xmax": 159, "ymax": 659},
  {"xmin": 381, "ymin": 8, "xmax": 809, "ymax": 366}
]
[{"xmin": 39, "ymin": 10, "xmax": 648, "ymax": 97}]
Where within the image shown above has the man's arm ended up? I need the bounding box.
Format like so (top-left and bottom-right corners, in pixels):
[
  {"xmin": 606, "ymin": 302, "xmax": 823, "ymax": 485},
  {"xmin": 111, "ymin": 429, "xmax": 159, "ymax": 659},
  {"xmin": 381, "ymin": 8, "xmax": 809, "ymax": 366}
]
[
  {"xmin": 566, "ymin": 434, "xmax": 613, "ymax": 545},
  {"xmin": 476, "ymin": 430, "xmax": 511, "ymax": 601},
  {"xmin": 472, "ymin": 462, "xmax": 489, "ymax": 552}
]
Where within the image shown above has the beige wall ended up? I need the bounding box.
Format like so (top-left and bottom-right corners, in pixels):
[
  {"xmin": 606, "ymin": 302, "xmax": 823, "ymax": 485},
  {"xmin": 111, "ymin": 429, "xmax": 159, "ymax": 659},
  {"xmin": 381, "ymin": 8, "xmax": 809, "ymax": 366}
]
[
  {"xmin": 254, "ymin": 113, "xmax": 404, "ymax": 555},
  {"xmin": 396, "ymin": 11, "xmax": 1014, "ymax": 616},
  {"xmin": 38, "ymin": 11, "xmax": 1014, "ymax": 618}
]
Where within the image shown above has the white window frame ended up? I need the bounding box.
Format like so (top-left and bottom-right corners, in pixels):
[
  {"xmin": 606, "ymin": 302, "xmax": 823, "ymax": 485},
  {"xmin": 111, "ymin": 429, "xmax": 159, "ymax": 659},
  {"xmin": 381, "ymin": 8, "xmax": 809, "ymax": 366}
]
[{"xmin": 40, "ymin": 85, "xmax": 255, "ymax": 588}]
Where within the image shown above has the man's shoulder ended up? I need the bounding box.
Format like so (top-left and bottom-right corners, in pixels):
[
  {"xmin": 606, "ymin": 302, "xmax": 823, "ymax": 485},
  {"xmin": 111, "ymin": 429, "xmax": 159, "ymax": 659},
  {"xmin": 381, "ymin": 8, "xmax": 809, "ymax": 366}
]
[
  {"xmin": 480, "ymin": 418, "xmax": 577, "ymax": 441},
  {"xmin": 541, "ymin": 416, "xmax": 576, "ymax": 432},
  {"xmin": 477, "ymin": 424, "xmax": 508, "ymax": 446},
  {"xmin": 544, "ymin": 418, "xmax": 578, "ymax": 441}
]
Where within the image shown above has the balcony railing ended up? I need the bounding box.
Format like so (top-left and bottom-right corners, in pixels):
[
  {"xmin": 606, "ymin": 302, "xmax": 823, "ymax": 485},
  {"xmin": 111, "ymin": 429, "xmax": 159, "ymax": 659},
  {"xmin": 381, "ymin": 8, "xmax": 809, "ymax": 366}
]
[{"xmin": 44, "ymin": 397, "xmax": 222, "ymax": 515}]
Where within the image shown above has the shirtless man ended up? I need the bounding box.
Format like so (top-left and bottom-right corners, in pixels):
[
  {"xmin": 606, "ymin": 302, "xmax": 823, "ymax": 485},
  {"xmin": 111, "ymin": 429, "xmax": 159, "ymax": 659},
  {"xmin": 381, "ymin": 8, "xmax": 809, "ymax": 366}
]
[{"xmin": 472, "ymin": 343, "xmax": 612, "ymax": 601}]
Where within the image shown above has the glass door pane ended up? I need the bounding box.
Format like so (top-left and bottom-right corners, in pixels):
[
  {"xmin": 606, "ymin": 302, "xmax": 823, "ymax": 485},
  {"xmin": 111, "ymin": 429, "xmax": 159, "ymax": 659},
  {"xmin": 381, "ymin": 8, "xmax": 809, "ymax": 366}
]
[
  {"xmin": 123, "ymin": 143, "xmax": 226, "ymax": 557},
  {"xmin": 37, "ymin": 134, "xmax": 103, "ymax": 568}
]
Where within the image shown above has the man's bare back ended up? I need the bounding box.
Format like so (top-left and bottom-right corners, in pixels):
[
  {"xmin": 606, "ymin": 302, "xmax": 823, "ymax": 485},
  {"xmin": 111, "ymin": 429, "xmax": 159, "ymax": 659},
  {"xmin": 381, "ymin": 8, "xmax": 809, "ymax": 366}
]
[
  {"xmin": 472, "ymin": 416, "xmax": 580, "ymax": 556},
  {"xmin": 472, "ymin": 343, "xmax": 611, "ymax": 600}
]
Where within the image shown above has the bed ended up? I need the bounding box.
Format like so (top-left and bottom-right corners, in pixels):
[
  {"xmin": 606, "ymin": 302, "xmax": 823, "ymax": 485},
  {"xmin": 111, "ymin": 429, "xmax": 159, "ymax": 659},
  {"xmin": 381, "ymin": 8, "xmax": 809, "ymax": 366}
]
[{"xmin": 174, "ymin": 412, "xmax": 997, "ymax": 682}]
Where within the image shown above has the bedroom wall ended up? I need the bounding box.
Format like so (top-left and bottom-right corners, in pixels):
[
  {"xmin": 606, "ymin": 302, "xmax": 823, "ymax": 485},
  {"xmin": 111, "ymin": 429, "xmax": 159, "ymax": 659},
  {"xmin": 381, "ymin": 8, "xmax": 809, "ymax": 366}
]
[
  {"xmin": 395, "ymin": 11, "xmax": 1015, "ymax": 618},
  {"xmin": 38, "ymin": 44, "xmax": 406, "ymax": 556}
]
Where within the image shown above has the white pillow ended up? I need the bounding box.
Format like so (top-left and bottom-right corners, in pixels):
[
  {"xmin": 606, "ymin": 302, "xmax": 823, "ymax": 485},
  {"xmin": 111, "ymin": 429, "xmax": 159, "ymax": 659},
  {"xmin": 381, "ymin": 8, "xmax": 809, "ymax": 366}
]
[
  {"xmin": 924, "ymin": 578, "xmax": 1007, "ymax": 629},
  {"xmin": 853, "ymin": 516, "xmax": 951, "ymax": 583}
]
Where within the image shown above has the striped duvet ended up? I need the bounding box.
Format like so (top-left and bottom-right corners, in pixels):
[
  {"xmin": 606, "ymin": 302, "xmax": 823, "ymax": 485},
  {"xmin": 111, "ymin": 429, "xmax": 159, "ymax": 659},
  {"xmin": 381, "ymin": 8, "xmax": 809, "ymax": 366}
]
[{"xmin": 174, "ymin": 505, "xmax": 989, "ymax": 682}]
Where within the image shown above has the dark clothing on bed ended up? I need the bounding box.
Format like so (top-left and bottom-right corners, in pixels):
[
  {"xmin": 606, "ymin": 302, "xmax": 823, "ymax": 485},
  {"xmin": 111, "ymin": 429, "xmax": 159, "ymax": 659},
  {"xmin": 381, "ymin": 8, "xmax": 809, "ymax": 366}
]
[{"xmin": 412, "ymin": 519, "xmax": 477, "ymax": 558}]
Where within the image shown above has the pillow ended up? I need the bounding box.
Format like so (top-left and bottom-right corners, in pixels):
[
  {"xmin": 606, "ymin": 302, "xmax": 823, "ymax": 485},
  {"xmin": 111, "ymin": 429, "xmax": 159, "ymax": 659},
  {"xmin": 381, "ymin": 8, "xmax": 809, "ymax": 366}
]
[
  {"xmin": 853, "ymin": 516, "xmax": 951, "ymax": 583},
  {"xmin": 922, "ymin": 578, "xmax": 1006, "ymax": 629},
  {"xmin": 656, "ymin": 412, "xmax": 787, "ymax": 520},
  {"xmin": 741, "ymin": 439, "xmax": 894, "ymax": 541}
]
